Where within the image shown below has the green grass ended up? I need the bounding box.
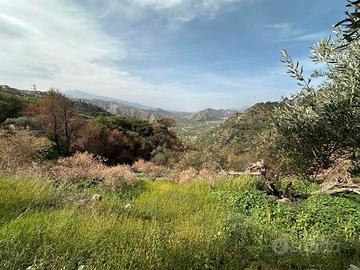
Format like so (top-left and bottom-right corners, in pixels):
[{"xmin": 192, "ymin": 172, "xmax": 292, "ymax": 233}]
[
  {"xmin": 0, "ymin": 177, "xmax": 58, "ymax": 226},
  {"xmin": 0, "ymin": 177, "xmax": 359, "ymax": 269}
]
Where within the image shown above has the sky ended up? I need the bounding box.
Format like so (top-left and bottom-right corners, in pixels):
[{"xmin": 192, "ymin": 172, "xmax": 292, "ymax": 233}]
[{"xmin": 0, "ymin": 0, "xmax": 346, "ymax": 111}]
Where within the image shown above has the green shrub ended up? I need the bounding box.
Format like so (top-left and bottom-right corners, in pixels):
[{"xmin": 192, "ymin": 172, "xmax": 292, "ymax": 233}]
[{"xmin": 0, "ymin": 92, "xmax": 27, "ymax": 123}]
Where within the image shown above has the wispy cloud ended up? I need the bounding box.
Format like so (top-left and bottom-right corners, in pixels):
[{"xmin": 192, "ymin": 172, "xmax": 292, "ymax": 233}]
[
  {"xmin": 266, "ymin": 22, "xmax": 329, "ymax": 43},
  {"xmin": 288, "ymin": 31, "xmax": 330, "ymax": 41},
  {"xmin": 98, "ymin": 0, "xmax": 245, "ymax": 26},
  {"xmin": 267, "ymin": 23, "xmax": 292, "ymax": 32}
]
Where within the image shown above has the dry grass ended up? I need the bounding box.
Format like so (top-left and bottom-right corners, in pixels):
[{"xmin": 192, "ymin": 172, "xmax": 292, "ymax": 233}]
[
  {"xmin": 198, "ymin": 169, "xmax": 218, "ymax": 185},
  {"xmin": 0, "ymin": 129, "xmax": 52, "ymax": 175},
  {"xmin": 132, "ymin": 159, "xmax": 165, "ymax": 175},
  {"xmin": 0, "ymin": 129, "xmax": 234, "ymax": 188},
  {"xmin": 177, "ymin": 168, "xmax": 198, "ymax": 184},
  {"xmin": 0, "ymin": 129, "xmax": 136, "ymax": 188},
  {"xmin": 176, "ymin": 168, "xmax": 220, "ymax": 185},
  {"xmin": 51, "ymin": 152, "xmax": 137, "ymax": 187}
]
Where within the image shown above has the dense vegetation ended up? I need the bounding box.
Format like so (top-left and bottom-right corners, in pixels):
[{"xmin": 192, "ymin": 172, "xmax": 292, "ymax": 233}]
[
  {"xmin": 1, "ymin": 176, "xmax": 359, "ymax": 270},
  {"xmin": 0, "ymin": 86, "xmax": 182, "ymax": 164}
]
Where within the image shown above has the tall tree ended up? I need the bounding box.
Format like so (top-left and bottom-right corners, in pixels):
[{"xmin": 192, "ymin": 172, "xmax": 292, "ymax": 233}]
[{"xmin": 26, "ymin": 89, "xmax": 83, "ymax": 156}]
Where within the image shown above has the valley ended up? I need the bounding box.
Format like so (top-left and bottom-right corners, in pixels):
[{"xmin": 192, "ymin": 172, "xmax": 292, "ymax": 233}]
[{"xmin": 1, "ymin": 1, "xmax": 360, "ymax": 269}]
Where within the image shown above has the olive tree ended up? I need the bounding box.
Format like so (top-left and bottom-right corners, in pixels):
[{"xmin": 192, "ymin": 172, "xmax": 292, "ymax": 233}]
[
  {"xmin": 336, "ymin": 0, "xmax": 360, "ymax": 45},
  {"xmin": 262, "ymin": 34, "xmax": 360, "ymax": 180}
]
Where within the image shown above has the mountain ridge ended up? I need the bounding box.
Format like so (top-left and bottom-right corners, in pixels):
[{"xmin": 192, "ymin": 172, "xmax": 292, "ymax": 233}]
[
  {"xmin": 65, "ymin": 89, "xmax": 245, "ymax": 122},
  {"xmin": 64, "ymin": 90, "xmax": 152, "ymax": 110}
]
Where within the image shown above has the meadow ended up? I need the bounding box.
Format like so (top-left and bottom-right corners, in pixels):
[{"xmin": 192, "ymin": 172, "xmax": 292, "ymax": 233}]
[{"xmin": 1, "ymin": 176, "xmax": 359, "ymax": 270}]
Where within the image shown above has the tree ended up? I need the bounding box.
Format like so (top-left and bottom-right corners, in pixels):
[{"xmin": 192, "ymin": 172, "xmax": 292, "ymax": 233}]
[
  {"xmin": 0, "ymin": 92, "xmax": 26, "ymax": 123},
  {"xmin": 335, "ymin": 0, "xmax": 360, "ymax": 45},
  {"xmin": 262, "ymin": 34, "xmax": 360, "ymax": 181},
  {"xmin": 76, "ymin": 115, "xmax": 182, "ymax": 165},
  {"xmin": 26, "ymin": 89, "xmax": 85, "ymax": 156}
]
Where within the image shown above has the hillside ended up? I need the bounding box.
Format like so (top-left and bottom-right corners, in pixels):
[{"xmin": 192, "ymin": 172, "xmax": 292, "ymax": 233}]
[
  {"xmin": 88, "ymin": 99, "xmax": 185, "ymax": 121},
  {"xmin": 185, "ymin": 108, "xmax": 241, "ymax": 122},
  {"xmin": 0, "ymin": 86, "xmax": 181, "ymax": 164},
  {"xmin": 194, "ymin": 102, "xmax": 280, "ymax": 151},
  {"xmin": 0, "ymin": 85, "xmax": 45, "ymax": 99},
  {"xmin": 65, "ymin": 90, "xmax": 192, "ymax": 121},
  {"xmin": 0, "ymin": 85, "xmax": 108, "ymax": 122}
]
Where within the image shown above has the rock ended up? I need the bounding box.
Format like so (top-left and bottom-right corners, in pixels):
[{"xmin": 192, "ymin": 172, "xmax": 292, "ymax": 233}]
[
  {"xmin": 248, "ymin": 160, "xmax": 266, "ymax": 176},
  {"xmin": 268, "ymin": 195, "xmax": 277, "ymax": 201},
  {"xmin": 91, "ymin": 194, "xmax": 102, "ymax": 201},
  {"xmin": 277, "ymin": 198, "xmax": 292, "ymax": 204}
]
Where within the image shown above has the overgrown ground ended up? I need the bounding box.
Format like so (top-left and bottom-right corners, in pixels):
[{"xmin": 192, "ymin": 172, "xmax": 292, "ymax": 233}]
[{"xmin": 0, "ymin": 176, "xmax": 359, "ymax": 270}]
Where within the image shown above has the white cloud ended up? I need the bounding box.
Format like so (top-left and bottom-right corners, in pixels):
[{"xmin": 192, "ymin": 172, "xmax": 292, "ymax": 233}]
[
  {"xmin": 99, "ymin": 0, "xmax": 244, "ymax": 25},
  {"xmin": 266, "ymin": 22, "xmax": 329, "ymax": 43},
  {"xmin": 289, "ymin": 31, "xmax": 329, "ymax": 41},
  {"xmin": 131, "ymin": 0, "xmax": 185, "ymax": 9},
  {"xmin": 267, "ymin": 23, "xmax": 292, "ymax": 32},
  {"xmin": 0, "ymin": 0, "xmax": 260, "ymax": 111},
  {"xmin": 0, "ymin": 0, "xmax": 300, "ymax": 111},
  {"xmin": 0, "ymin": 0, "xmax": 168, "ymax": 103}
]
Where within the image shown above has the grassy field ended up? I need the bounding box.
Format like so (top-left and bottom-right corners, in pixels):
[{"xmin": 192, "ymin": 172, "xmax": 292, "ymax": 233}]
[{"xmin": 0, "ymin": 176, "xmax": 359, "ymax": 269}]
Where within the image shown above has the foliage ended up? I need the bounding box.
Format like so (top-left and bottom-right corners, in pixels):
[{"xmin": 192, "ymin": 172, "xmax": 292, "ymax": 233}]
[
  {"xmin": 26, "ymin": 89, "xmax": 88, "ymax": 156},
  {"xmin": 261, "ymin": 36, "xmax": 360, "ymax": 179},
  {"xmin": 177, "ymin": 102, "xmax": 278, "ymax": 172},
  {"xmin": 177, "ymin": 167, "xmax": 199, "ymax": 183},
  {"xmin": 3, "ymin": 116, "xmax": 37, "ymax": 127},
  {"xmin": 197, "ymin": 102, "xmax": 279, "ymax": 152},
  {"xmin": 216, "ymin": 178, "xmax": 360, "ymax": 269},
  {"xmin": 132, "ymin": 159, "xmax": 164, "ymax": 175},
  {"xmin": 0, "ymin": 91, "xmax": 27, "ymax": 123},
  {"xmin": 1, "ymin": 86, "xmax": 182, "ymax": 165},
  {"xmin": 335, "ymin": 0, "xmax": 360, "ymax": 45},
  {"xmin": 81, "ymin": 115, "xmax": 182, "ymax": 165},
  {"xmin": 151, "ymin": 148, "xmax": 180, "ymax": 167}
]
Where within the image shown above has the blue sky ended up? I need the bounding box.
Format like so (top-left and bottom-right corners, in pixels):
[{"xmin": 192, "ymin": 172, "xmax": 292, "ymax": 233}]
[{"xmin": 0, "ymin": 0, "xmax": 345, "ymax": 111}]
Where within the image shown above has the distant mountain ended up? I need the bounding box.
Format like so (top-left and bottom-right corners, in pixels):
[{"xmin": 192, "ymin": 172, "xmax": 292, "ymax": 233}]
[
  {"xmin": 65, "ymin": 90, "xmax": 193, "ymax": 121},
  {"xmin": 186, "ymin": 108, "xmax": 245, "ymax": 122},
  {"xmin": 65, "ymin": 90, "xmax": 152, "ymax": 110},
  {"xmin": 64, "ymin": 90, "xmax": 249, "ymax": 123},
  {"xmin": 88, "ymin": 99, "xmax": 184, "ymax": 121}
]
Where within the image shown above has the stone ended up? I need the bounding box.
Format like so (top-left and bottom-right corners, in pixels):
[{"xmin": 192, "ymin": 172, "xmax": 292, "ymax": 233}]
[{"xmin": 91, "ymin": 194, "xmax": 102, "ymax": 201}]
